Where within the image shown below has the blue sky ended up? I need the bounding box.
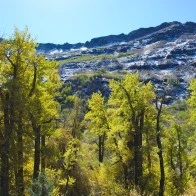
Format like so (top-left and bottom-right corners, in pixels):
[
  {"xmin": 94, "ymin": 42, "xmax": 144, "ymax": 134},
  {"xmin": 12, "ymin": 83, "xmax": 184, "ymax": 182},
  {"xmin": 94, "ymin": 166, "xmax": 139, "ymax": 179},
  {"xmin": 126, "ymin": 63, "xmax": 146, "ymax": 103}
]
[{"xmin": 1, "ymin": 0, "xmax": 196, "ymax": 44}]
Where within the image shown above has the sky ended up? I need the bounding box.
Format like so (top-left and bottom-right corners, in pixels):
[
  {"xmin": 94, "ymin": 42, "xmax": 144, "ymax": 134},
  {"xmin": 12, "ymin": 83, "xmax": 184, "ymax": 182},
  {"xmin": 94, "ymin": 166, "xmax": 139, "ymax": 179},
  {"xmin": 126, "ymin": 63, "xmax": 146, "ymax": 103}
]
[{"xmin": 1, "ymin": 0, "xmax": 196, "ymax": 44}]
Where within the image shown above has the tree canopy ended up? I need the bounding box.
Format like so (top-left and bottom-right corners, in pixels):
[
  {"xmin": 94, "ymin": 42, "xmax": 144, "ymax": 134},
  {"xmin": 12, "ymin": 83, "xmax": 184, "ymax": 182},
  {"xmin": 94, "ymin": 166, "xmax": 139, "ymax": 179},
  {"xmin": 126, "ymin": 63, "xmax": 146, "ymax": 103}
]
[{"xmin": 0, "ymin": 29, "xmax": 195, "ymax": 196}]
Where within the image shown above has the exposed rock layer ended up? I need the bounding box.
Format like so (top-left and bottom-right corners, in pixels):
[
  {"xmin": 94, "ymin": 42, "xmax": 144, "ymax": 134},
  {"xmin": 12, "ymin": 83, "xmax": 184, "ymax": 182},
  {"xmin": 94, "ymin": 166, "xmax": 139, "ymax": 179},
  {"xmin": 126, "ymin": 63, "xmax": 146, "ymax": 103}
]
[{"xmin": 38, "ymin": 22, "xmax": 196, "ymax": 103}]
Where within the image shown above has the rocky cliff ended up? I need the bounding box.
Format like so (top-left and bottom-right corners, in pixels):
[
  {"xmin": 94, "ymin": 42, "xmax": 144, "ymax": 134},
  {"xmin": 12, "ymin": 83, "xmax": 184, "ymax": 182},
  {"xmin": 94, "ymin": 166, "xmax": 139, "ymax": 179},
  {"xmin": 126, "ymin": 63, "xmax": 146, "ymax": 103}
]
[{"xmin": 37, "ymin": 21, "xmax": 196, "ymax": 103}]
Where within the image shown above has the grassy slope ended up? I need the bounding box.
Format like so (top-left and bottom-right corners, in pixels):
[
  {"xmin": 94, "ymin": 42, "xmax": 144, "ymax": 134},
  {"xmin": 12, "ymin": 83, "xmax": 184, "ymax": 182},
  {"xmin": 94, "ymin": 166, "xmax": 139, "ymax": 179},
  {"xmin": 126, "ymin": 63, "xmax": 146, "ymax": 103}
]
[{"xmin": 61, "ymin": 52, "xmax": 133, "ymax": 64}]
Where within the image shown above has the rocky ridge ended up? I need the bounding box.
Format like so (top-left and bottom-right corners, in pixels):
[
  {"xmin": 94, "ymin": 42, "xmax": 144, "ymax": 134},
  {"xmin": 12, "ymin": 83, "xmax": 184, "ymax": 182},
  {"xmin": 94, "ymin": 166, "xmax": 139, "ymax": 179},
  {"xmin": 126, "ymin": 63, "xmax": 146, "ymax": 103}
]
[{"xmin": 37, "ymin": 21, "xmax": 196, "ymax": 103}]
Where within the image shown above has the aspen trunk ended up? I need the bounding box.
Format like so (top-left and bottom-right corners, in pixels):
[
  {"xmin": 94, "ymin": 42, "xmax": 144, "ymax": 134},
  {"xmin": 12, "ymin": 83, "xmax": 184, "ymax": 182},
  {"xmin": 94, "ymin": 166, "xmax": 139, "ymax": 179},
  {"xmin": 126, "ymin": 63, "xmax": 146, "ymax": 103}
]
[
  {"xmin": 33, "ymin": 125, "xmax": 41, "ymax": 179},
  {"xmin": 0, "ymin": 92, "xmax": 10, "ymax": 196},
  {"xmin": 156, "ymin": 98, "xmax": 165, "ymax": 196},
  {"xmin": 41, "ymin": 135, "xmax": 46, "ymax": 172},
  {"xmin": 17, "ymin": 114, "xmax": 24, "ymax": 196}
]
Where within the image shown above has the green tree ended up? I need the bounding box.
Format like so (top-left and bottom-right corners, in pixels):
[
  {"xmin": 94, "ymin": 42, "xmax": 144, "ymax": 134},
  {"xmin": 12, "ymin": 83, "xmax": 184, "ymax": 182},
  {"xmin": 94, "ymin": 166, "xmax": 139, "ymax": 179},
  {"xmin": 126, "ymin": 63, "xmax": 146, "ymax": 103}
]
[
  {"xmin": 85, "ymin": 92, "xmax": 108, "ymax": 163},
  {"xmin": 155, "ymin": 96, "xmax": 165, "ymax": 196},
  {"xmin": 0, "ymin": 28, "xmax": 60, "ymax": 195},
  {"xmin": 0, "ymin": 29, "xmax": 38, "ymax": 195},
  {"xmin": 108, "ymin": 73, "xmax": 155, "ymax": 189},
  {"xmin": 188, "ymin": 79, "xmax": 196, "ymax": 124},
  {"xmin": 27, "ymin": 55, "xmax": 60, "ymax": 180}
]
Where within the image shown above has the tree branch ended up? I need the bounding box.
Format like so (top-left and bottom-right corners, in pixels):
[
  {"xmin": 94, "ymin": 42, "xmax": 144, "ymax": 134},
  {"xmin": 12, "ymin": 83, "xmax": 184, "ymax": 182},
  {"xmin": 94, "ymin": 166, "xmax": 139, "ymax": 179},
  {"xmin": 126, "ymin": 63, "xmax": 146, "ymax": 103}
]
[{"xmin": 29, "ymin": 62, "xmax": 37, "ymax": 97}]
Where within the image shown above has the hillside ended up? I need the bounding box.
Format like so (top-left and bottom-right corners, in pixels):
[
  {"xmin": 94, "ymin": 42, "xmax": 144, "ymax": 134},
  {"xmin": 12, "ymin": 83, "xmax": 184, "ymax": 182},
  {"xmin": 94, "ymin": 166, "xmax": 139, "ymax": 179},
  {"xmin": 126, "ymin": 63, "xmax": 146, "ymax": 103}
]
[{"xmin": 37, "ymin": 21, "xmax": 196, "ymax": 103}]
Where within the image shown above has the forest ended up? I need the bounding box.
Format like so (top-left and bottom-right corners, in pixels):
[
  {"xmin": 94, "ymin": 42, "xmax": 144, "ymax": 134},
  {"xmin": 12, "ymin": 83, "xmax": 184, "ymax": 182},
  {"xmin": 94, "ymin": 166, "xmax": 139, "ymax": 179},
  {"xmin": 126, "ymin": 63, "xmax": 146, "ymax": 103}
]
[{"xmin": 0, "ymin": 29, "xmax": 195, "ymax": 196}]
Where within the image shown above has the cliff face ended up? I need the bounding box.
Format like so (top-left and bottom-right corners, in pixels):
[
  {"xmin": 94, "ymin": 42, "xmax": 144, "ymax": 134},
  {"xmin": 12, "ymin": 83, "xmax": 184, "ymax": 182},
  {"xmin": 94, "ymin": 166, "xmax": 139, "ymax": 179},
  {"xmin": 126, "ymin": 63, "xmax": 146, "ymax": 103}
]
[{"xmin": 37, "ymin": 21, "xmax": 196, "ymax": 103}]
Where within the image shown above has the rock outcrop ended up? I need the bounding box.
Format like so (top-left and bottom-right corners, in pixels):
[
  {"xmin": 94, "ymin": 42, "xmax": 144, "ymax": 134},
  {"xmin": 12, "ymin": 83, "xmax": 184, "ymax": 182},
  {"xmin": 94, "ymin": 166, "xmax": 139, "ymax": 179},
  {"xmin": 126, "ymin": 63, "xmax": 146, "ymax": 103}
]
[{"xmin": 38, "ymin": 21, "xmax": 196, "ymax": 103}]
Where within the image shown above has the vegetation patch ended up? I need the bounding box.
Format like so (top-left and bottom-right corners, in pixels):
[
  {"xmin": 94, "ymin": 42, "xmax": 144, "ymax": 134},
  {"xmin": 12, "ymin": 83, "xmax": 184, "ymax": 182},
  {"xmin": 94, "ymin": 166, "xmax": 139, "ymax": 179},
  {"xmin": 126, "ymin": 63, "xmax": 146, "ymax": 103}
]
[{"xmin": 61, "ymin": 52, "xmax": 133, "ymax": 63}]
